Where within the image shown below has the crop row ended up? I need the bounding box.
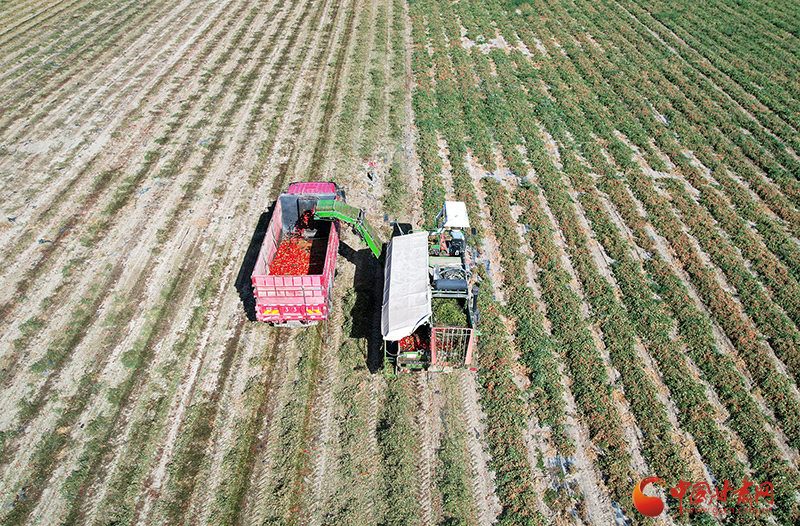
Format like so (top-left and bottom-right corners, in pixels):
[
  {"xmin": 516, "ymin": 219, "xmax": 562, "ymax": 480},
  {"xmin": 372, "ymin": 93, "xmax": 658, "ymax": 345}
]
[
  {"xmin": 411, "ymin": 0, "xmax": 486, "ymax": 234},
  {"xmin": 623, "ymin": 0, "xmax": 800, "ymax": 135},
  {"xmin": 472, "ymin": 271, "xmax": 548, "ymax": 526},
  {"xmin": 411, "ymin": 1, "xmax": 563, "ymax": 521},
  {"xmin": 418, "ymin": 6, "xmax": 574, "ymax": 456},
  {"xmin": 615, "ymin": 0, "xmax": 800, "ymax": 172},
  {"xmin": 479, "ymin": 177, "xmax": 569, "ymax": 457},
  {"xmin": 600, "ymin": 175, "xmax": 800, "ymax": 524},
  {"xmin": 525, "ymin": 0, "xmax": 800, "ymax": 271},
  {"xmin": 418, "ymin": 0, "xmax": 800, "ymax": 524},
  {"xmin": 450, "ymin": 0, "xmax": 698, "ymax": 512},
  {"xmin": 485, "ymin": 6, "xmax": 758, "ymax": 502},
  {"xmin": 422, "ymin": 0, "xmax": 678, "ymax": 517},
  {"xmin": 512, "ymin": 0, "xmax": 800, "ymax": 500},
  {"xmin": 496, "ymin": 1, "xmax": 800, "ymax": 516},
  {"xmin": 506, "ymin": 110, "xmax": 697, "ymax": 493},
  {"xmin": 514, "ymin": 0, "xmax": 800, "ymax": 446},
  {"xmin": 333, "ymin": 0, "xmax": 378, "ymax": 158},
  {"xmin": 664, "ymin": 180, "xmax": 800, "ymax": 388},
  {"xmin": 572, "ymin": 0, "xmax": 800, "ymax": 247}
]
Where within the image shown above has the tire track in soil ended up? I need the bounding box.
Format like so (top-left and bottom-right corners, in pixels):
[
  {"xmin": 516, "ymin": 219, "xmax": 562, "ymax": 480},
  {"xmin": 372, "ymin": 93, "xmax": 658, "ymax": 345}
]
[
  {"xmin": 304, "ymin": 277, "xmax": 346, "ymax": 526},
  {"xmin": 401, "ymin": 6, "xmax": 499, "ymax": 520},
  {"xmin": 304, "ymin": 0, "xmax": 361, "ymax": 181},
  {"xmin": 364, "ymin": 378, "xmax": 384, "ymax": 520},
  {"xmin": 238, "ymin": 332, "xmax": 302, "ymax": 526},
  {"xmin": 0, "ymin": 169, "xmax": 120, "ymax": 389},
  {"xmin": 427, "ymin": 374, "xmax": 447, "ymax": 524},
  {"xmin": 268, "ymin": 2, "xmax": 345, "ymax": 183},
  {"xmin": 144, "ymin": 318, "xmax": 246, "ymax": 525},
  {"xmin": 172, "ymin": 123, "xmax": 304, "ymax": 525},
  {"xmin": 307, "ymin": 233, "xmax": 385, "ymax": 526},
  {"xmin": 414, "ymin": 373, "xmax": 434, "ymax": 526},
  {"xmin": 23, "ymin": 97, "xmax": 258, "ymax": 506},
  {"xmin": 205, "ymin": 322, "xmax": 290, "ymax": 524},
  {"xmin": 260, "ymin": 0, "xmax": 371, "ymax": 517},
  {"xmin": 91, "ymin": 92, "xmax": 288, "ymax": 524}
]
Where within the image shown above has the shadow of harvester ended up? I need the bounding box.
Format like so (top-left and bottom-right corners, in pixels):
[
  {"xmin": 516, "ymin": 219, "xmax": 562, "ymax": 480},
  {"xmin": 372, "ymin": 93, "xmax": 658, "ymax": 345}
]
[{"xmin": 339, "ymin": 240, "xmax": 385, "ymax": 373}]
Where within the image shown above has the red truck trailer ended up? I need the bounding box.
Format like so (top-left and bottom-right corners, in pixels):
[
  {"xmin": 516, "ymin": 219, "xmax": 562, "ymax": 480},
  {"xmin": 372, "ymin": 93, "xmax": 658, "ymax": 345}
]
[{"xmin": 251, "ymin": 182, "xmax": 342, "ymax": 326}]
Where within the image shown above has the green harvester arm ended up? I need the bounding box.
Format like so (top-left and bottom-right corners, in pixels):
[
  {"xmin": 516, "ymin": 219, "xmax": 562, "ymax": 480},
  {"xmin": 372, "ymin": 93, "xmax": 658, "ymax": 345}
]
[{"xmin": 315, "ymin": 199, "xmax": 383, "ymax": 260}]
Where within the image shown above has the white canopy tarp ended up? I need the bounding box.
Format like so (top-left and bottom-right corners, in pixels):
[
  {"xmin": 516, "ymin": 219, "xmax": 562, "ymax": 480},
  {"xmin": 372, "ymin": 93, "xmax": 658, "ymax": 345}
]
[{"xmin": 381, "ymin": 231, "xmax": 431, "ymax": 341}]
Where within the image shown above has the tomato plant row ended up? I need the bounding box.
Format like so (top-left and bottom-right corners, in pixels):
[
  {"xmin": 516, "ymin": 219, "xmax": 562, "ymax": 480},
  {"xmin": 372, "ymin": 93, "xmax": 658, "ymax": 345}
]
[
  {"xmin": 476, "ymin": 0, "xmax": 800, "ymax": 520},
  {"xmin": 410, "ymin": 2, "xmax": 547, "ymax": 522},
  {"xmin": 483, "ymin": 178, "xmax": 637, "ymax": 515},
  {"xmin": 515, "ymin": 0, "xmax": 800, "ymax": 449},
  {"xmin": 506, "ymin": 5, "xmax": 800, "ymax": 518},
  {"xmin": 496, "ymin": 0, "xmax": 755, "ymax": 500},
  {"xmin": 664, "ymin": 179, "xmax": 800, "ymax": 389},
  {"xmin": 600, "ymin": 175, "xmax": 800, "ymax": 524}
]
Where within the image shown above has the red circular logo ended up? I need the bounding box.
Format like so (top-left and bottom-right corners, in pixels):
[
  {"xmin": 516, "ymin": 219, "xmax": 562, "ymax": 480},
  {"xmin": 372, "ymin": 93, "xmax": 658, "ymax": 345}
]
[{"xmin": 633, "ymin": 477, "xmax": 665, "ymax": 517}]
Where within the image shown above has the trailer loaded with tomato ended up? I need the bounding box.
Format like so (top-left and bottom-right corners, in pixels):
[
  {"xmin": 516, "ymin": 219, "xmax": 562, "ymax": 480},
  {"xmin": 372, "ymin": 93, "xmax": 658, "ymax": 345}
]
[
  {"xmin": 251, "ymin": 182, "xmax": 479, "ymax": 373},
  {"xmin": 250, "ymin": 182, "xmax": 343, "ymax": 326}
]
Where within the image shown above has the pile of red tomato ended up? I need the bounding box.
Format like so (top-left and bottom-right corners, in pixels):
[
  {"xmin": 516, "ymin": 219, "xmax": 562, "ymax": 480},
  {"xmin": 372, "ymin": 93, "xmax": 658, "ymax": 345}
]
[
  {"xmin": 269, "ymin": 235, "xmax": 315, "ymax": 275},
  {"xmin": 399, "ymin": 331, "xmax": 430, "ymax": 353},
  {"xmin": 269, "ymin": 210, "xmax": 327, "ymax": 276},
  {"xmin": 269, "ymin": 210, "xmax": 327, "ymax": 275}
]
